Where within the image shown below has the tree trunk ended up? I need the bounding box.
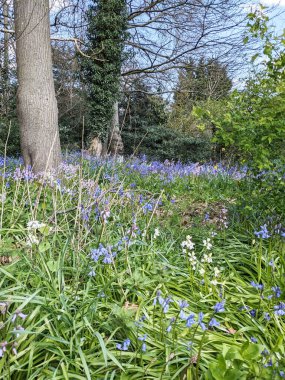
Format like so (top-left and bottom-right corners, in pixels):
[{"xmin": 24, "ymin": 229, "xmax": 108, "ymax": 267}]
[
  {"xmin": 108, "ymin": 102, "xmax": 124, "ymax": 156},
  {"xmin": 14, "ymin": 0, "xmax": 61, "ymax": 173}
]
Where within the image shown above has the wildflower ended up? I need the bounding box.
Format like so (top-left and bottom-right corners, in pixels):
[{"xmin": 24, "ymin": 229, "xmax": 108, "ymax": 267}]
[
  {"xmin": 0, "ymin": 302, "xmax": 8, "ymax": 315},
  {"xmin": 153, "ymin": 228, "xmax": 160, "ymax": 239},
  {"xmin": 162, "ymin": 297, "xmax": 172, "ymax": 313},
  {"xmin": 211, "ymin": 279, "xmax": 218, "ymax": 286},
  {"xmin": 27, "ymin": 220, "xmax": 46, "ymax": 230},
  {"xmin": 188, "ymin": 251, "xmax": 197, "ymax": 269},
  {"xmin": 203, "ymin": 238, "xmax": 212, "ymax": 250},
  {"xmin": 264, "ymin": 312, "xmax": 271, "ymax": 321},
  {"xmin": 0, "ymin": 341, "xmax": 8, "ymax": 358},
  {"xmin": 209, "ymin": 318, "xmax": 220, "ymax": 328},
  {"xmin": 199, "ymin": 267, "xmax": 205, "ymax": 276},
  {"xmin": 268, "ymin": 259, "xmax": 274, "ymax": 267},
  {"xmin": 272, "ymin": 286, "xmax": 281, "ymax": 298},
  {"xmin": 153, "ymin": 290, "xmax": 163, "ymax": 306},
  {"xmin": 264, "ymin": 359, "xmax": 273, "ymax": 367},
  {"xmin": 279, "ymin": 371, "xmax": 285, "ymax": 378},
  {"xmin": 261, "ymin": 349, "xmax": 270, "ymax": 356},
  {"xmin": 250, "ymin": 281, "xmax": 264, "ymax": 291},
  {"xmin": 214, "ymin": 267, "xmax": 220, "ymax": 277},
  {"xmin": 138, "ymin": 334, "xmax": 147, "ymax": 352},
  {"xmin": 181, "ymin": 235, "xmax": 195, "ymax": 250},
  {"xmin": 250, "ymin": 337, "xmax": 258, "ymax": 343},
  {"xmin": 249, "ymin": 309, "xmax": 257, "ymax": 318},
  {"xmin": 26, "ymin": 234, "xmax": 40, "ymax": 247},
  {"xmin": 88, "ymin": 269, "xmax": 96, "ymax": 277},
  {"xmin": 213, "ymin": 300, "xmax": 225, "ymax": 313},
  {"xmin": 117, "ymin": 338, "xmax": 131, "ymax": 351},
  {"xmin": 12, "ymin": 309, "xmax": 27, "ymax": 323},
  {"xmin": 274, "ymin": 302, "xmax": 285, "ymax": 316},
  {"xmin": 178, "ymin": 300, "xmax": 189, "ymax": 309},
  {"xmin": 14, "ymin": 325, "xmax": 24, "ymax": 338},
  {"xmin": 166, "ymin": 318, "xmax": 175, "ymax": 333},
  {"xmin": 198, "ymin": 312, "xmax": 206, "ymax": 331},
  {"xmin": 12, "ymin": 342, "xmax": 18, "ymax": 356},
  {"xmin": 202, "ymin": 252, "xmax": 212, "ymax": 263},
  {"xmin": 186, "ymin": 313, "xmax": 195, "ymax": 327},
  {"xmin": 143, "ymin": 203, "xmax": 153, "ymax": 214},
  {"xmin": 254, "ymin": 224, "xmax": 271, "ymax": 239}
]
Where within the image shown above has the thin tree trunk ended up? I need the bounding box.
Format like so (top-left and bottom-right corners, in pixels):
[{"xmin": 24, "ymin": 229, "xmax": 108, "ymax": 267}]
[
  {"xmin": 3, "ymin": 1, "xmax": 9, "ymax": 112},
  {"xmin": 108, "ymin": 101, "xmax": 124, "ymax": 156},
  {"xmin": 14, "ymin": 0, "xmax": 61, "ymax": 173}
]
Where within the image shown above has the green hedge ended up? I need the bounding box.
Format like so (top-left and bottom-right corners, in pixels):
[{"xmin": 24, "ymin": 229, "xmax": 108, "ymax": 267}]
[{"xmin": 122, "ymin": 124, "xmax": 213, "ymax": 162}]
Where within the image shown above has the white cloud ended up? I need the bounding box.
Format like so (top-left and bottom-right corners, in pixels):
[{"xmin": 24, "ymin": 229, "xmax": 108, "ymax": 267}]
[
  {"xmin": 50, "ymin": 0, "xmax": 67, "ymax": 11},
  {"xmin": 259, "ymin": 0, "xmax": 285, "ymax": 6}
]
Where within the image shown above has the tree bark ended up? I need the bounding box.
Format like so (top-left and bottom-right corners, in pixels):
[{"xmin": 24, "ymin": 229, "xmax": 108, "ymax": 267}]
[
  {"xmin": 108, "ymin": 101, "xmax": 124, "ymax": 156},
  {"xmin": 14, "ymin": 0, "xmax": 61, "ymax": 173}
]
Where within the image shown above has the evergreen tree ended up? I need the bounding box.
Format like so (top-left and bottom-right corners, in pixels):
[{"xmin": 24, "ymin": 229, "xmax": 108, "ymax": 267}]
[
  {"xmin": 81, "ymin": 0, "xmax": 128, "ymax": 143},
  {"xmin": 170, "ymin": 58, "xmax": 232, "ymax": 135}
]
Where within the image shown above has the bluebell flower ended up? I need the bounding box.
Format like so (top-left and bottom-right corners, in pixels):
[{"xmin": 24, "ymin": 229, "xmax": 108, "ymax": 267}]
[
  {"xmin": 117, "ymin": 338, "xmax": 131, "ymax": 351},
  {"xmin": 262, "ymin": 349, "xmax": 270, "ymax": 356},
  {"xmin": 179, "ymin": 310, "xmax": 187, "ymax": 320},
  {"xmin": 209, "ymin": 318, "xmax": 220, "ymax": 328},
  {"xmin": 178, "ymin": 300, "xmax": 189, "ymax": 309},
  {"xmin": 162, "ymin": 297, "xmax": 172, "ymax": 313},
  {"xmin": 274, "ymin": 302, "xmax": 285, "ymax": 315},
  {"xmin": 250, "ymin": 337, "xmax": 258, "ymax": 343},
  {"xmin": 254, "ymin": 224, "xmax": 271, "ymax": 239},
  {"xmin": 186, "ymin": 313, "xmax": 195, "ymax": 327},
  {"xmin": 264, "ymin": 312, "xmax": 271, "ymax": 321},
  {"xmin": 279, "ymin": 371, "xmax": 285, "ymax": 378},
  {"xmin": 143, "ymin": 203, "xmax": 153, "ymax": 214},
  {"xmin": 166, "ymin": 317, "xmax": 175, "ymax": 333},
  {"xmin": 198, "ymin": 312, "xmax": 206, "ymax": 331},
  {"xmin": 138, "ymin": 334, "xmax": 147, "ymax": 352},
  {"xmin": 250, "ymin": 281, "xmax": 264, "ymax": 291},
  {"xmin": 0, "ymin": 341, "xmax": 8, "ymax": 358},
  {"xmin": 88, "ymin": 269, "xmax": 96, "ymax": 277},
  {"xmin": 213, "ymin": 300, "xmax": 225, "ymax": 313},
  {"xmin": 264, "ymin": 359, "xmax": 273, "ymax": 367},
  {"xmin": 249, "ymin": 309, "xmax": 257, "ymax": 318},
  {"xmin": 272, "ymin": 286, "xmax": 281, "ymax": 298}
]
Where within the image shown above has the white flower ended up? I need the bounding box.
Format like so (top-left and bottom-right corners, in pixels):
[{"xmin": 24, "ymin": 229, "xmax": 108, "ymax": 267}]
[
  {"xmin": 203, "ymin": 238, "xmax": 212, "ymax": 250},
  {"xmin": 153, "ymin": 228, "xmax": 160, "ymax": 239},
  {"xmin": 199, "ymin": 267, "xmax": 205, "ymax": 276},
  {"xmin": 26, "ymin": 234, "xmax": 39, "ymax": 247},
  {"xmin": 0, "ymin": 193, "xmax": 6, "ymax": 203},
  {"xmin": 181, "ymin": 235, "xmax": 195, "ymax": 250},
  {"xmin": 211, "ymin": 279, "xmax": 218, "ymax": 285},
  {"xmin": 214, "ymin": 267, "xmax": 220, "ymax": 277},
  {"xmin": 188, "ymin": 252, "xmax": 197, "ymax": 268},
  {"xmin": 27, "ymin": 220, "xmax": 46, "ymax": 230},
  {"xmin": 202, "ymin": 252, "xmax": 212, "ymax": 263}
]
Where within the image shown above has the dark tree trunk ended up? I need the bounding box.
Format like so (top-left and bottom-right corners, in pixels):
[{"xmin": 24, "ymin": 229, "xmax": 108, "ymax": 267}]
[{"xmin": 14, "ymin": 0, "xmax": 61, "ymax": 173}]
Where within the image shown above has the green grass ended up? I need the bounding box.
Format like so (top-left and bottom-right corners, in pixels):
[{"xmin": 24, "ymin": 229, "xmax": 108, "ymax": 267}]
[{"xmin": 0, "ymin": 156, "xmax": 284, "ymax": 379}]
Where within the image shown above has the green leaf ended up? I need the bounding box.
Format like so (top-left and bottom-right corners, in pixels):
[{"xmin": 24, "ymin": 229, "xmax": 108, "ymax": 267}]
[
  {"xmin": 241, "ymin": 343, "xmax": 261, "ymax": 361},
  {"xmin": 39, "ymin": 241, "xmax": 51, "ymax": 253}
]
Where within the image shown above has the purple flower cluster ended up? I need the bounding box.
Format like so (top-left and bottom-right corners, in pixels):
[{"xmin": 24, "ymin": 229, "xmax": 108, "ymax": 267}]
[
  {"xmin": 90, "ymin": 243, "xmax": 117, "ymax": 265},
  {"xmin": 254, "ymin": 224, "xmax": 271, "ymax": 239}
]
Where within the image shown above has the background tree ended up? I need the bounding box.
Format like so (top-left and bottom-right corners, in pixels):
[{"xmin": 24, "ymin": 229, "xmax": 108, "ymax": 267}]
[
  {"xmin": 169, "ymin": 58, "xmax": 232, "ymax": 136},
  {"xmin": 14, "ymin": 0, "xmax": 61, "ymax": 172},
  {"xmin": 81, "ymin": 0, "xmax": 128, "ymax": 154}
]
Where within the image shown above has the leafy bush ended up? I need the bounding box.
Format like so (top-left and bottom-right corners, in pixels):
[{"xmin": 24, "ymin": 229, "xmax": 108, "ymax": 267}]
[{"xmin": 122, "ymin": 124, "xmax": 213, "ymax": 162}]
